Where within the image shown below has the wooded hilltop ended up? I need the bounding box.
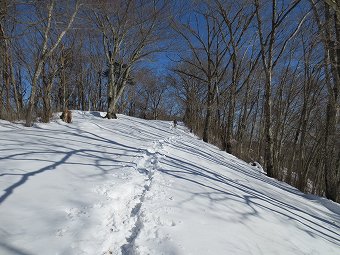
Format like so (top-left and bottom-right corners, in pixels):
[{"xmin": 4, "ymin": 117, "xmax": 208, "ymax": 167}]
[{"xmin": 0, "ymin": 0, "xmax": 339, "ymax": 202}]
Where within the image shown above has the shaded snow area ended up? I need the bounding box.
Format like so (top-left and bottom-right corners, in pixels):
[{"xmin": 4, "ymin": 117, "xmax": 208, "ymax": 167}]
[{"xmin": 0, "ymin": 111, "xmax": 339, "ymax": 255}]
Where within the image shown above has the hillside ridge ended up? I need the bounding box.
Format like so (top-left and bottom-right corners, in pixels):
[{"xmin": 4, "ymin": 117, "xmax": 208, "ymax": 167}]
[{"xmin": 0, "ymin": 111, "xmax": 339, "ymax": 255}]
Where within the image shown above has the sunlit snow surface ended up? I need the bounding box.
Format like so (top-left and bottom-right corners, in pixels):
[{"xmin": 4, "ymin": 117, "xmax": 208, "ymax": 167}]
[{"xmin": 0, "ymin": 111, "xmax": 339, "ymax": 255}]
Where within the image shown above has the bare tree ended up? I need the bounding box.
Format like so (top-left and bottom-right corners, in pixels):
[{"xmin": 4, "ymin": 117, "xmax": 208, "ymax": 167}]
[
  {"xmin": 0, "ymin": 0, "xmax": 21, "ymax": 118},
  {"xmin": 25, "ymin": 0, "xmax": 81, "ymax": 126},
  {"xmin": 311, "ymin": 0, "xmax": 340, "ymax": 201},
  {"xmin": 215, "ymin": 0, "xmax": 258, "ymax": 154},
  {"xmin": 91, "ymin": 0, "xmax": 170, "ymax": 119},
  {"xmin": 254, "ymin": 0, "xmax": 305, "ymax": 177},
  {"xmin": 173, "ymin": 4, "xmax": 230, "ymax": 143}
]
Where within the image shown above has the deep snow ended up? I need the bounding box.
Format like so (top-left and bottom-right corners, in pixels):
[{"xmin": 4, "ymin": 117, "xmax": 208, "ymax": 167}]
[{"xmin": 0, "ymin": 111, "xmax": 339, "ymax": 255}]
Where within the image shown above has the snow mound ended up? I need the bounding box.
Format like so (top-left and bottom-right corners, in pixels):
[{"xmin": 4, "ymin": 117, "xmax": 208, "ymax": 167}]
[{"xmin": 249, "ymin": 161, "xmax": 266, "ymax": 174}]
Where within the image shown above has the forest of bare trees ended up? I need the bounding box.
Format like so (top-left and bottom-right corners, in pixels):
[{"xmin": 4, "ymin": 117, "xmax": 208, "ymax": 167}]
[{"xmin": 0, "ymin": 0, "xmax": 339, "ymax": 202}]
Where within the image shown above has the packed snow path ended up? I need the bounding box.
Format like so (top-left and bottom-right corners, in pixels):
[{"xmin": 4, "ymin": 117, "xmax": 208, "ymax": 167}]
[{"xmin": 0, "ymin": 111, "xmax": 339, "ymax": 255}]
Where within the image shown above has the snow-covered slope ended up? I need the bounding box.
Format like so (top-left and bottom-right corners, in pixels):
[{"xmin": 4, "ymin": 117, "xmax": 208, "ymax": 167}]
[{"xmin": 0, "ymin": 111, "xmax": 339, "ymax": 255}]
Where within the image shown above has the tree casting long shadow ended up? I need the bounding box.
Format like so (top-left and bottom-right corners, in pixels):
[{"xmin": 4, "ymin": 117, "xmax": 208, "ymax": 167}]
[{"xmin": 159, "ymin": 141, "xmax": 340, "ymax": 246}]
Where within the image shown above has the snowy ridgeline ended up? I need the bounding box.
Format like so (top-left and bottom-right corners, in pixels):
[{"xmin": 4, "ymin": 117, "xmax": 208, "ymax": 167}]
[{"xmin": 0, "ymin": 111, "xmax": 339, "ymax": 255}]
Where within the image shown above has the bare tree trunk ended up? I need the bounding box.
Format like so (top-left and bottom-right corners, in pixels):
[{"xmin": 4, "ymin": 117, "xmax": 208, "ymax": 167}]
[
  {"xmin": 255, "ymin": 0, "xmax": 275, "ymax": 177},
  {"xmin": 42, "ymin": 80, "xmax": 53, "ymax": 123},
  {"xmin": 26, "ymin": 61, "xmax": 44, "ymax": 126},
  {"xmin": 237, "ymin": 79, "xmax": 251, "ymax": 156},
  {"xmin": 226, "ymin": 68, "xmax": 236, "ymax": 154},
  {"xmin": 106, "ymin": 63, "xmax": 117, "ymax": 119},
  {"xmin": 0, "ymin": 21, "xmax": 11, "ymax": 116},
  {"xmin": 61, "ymin": 59, "xmax": 66, "ymax": 111},
  {"xmin": 0, "ymin": 84, "xmax": 3, "ymax": 118},
  {"xmin": 203, "ymin": 87, "xmax": 213, "ymax": 143},
  {"xmin": 263, "ymin": 74, "xmax": 274, "ymax": 177},
  {"xmin": 323, "ymin": 1, "xmax": 340, "ymax": 202},
  {"xmin": 9, "ymin": 53, "xmax": 20, "ymax": 115}
]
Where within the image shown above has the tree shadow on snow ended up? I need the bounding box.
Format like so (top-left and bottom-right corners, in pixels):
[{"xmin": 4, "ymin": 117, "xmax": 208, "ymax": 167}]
[
  {"xmin": 0, "ymin": 241, "xmax": 33, "ymax": 255},
  {"xmin": 159, "ymin": 140, "xmax": 340, "ymax": 246},
  {"xmin": 0, "ymin": 125, "xmax": 141, "ymax": 205},
  {"xmin": 0, "ymin": 116, "xmax": 177, "ymax": 205}
]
